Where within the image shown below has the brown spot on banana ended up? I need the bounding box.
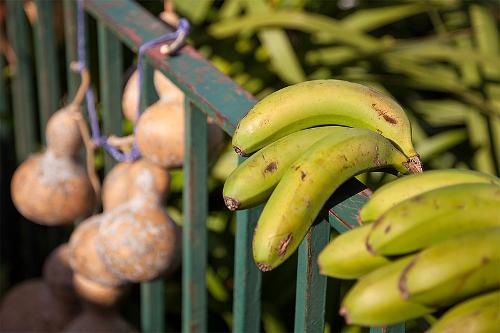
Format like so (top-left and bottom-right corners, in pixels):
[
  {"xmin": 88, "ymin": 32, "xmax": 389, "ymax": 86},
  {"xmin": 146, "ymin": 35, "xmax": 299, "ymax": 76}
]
[
  {"xmin": 264, "ymin": 161, "xmax": 278, "ymax": 173},
  {"xmin": 300, "ymin": 170, "xmax": 306, "ymax": 181},
  {"xmin": 372, "ymin": 103, "xmax": 397, "ymax": 124},
  {"xmin": 278, "ymin": 234, "xmax": 293, "ymax": 256},
  {"xmin": 233, "ymin": 146, "xmax": 247, "ymax": 157},
  {"xmin": 398, "ymin": 256, "xmax": 418, "ymax": 300}
]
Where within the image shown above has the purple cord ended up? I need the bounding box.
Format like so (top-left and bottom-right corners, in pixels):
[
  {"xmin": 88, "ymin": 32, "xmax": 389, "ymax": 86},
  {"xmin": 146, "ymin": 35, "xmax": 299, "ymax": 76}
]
[{"xmin": 75, "ymin": 0, "xmax": 189, "ymax": 161}]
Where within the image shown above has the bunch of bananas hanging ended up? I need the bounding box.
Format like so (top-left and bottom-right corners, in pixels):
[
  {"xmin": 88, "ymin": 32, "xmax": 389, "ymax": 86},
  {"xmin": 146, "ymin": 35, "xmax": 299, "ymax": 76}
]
[
  {"xmin": 318, "ymin": 169, "xmax": 500, "ymax": 329},
  {"xmin": 223, "ymin": 79, "xmax": 423, "ymax": 271}
]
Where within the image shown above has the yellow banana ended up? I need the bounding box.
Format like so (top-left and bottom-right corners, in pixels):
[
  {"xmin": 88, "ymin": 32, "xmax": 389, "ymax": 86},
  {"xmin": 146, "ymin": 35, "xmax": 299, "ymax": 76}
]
[
  {"xmin": 359, "ymin": 169, "xmax": 500, "ymax": 224},
  {"xmin": 398, "ymin": 229, "xmax": 500, "ymax": 307},
  {"xmin": 427, "ymin": 290, "xmax": 500, "ymax": 333},
  {"xmin": 317, "ymin": 224, "xmax": 390, "ymax": 279},
  {"xmin": 340, "ymin": 256, "xmax": 434, "ymax": 326},
  {"xmin": 253, "ymin": 128, "xmax": 411, "ymax": 271},
  {"xmin": 366, "ymin": 183, "xmax": 500, "ymax": 255},
  {"xmin": 223, "ymin": 126, "xmax": 349, "ymax": 210},
  {"xmin": 232, "ymin": 80, "xmax": 422, "ymax": 172}
]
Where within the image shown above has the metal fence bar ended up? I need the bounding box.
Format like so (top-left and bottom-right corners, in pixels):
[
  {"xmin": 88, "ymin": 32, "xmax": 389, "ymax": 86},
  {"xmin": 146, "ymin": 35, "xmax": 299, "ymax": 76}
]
[
  {"xmin": 83, "ymin": 0, "xmax": 255, "ymax": 136},
  {"xmin": 233, "ymin": 204, "xmax": 262, "ymax": 333},
  {"xmin": 0, "ymin": 54, "xmax": 6, "ymax": 119},
  {"xmin": 5, "ymin": 0, "xmax": 38, "ymax": 162},
  {"xmin": 33, "ymin": 0, "xmax": 61, "ymax": 140},
  {"xmin": 294, "ymin": 220, "xmax": 329, "ymax": 333},
  {"xmin": 97, "ymin": 22, "xmax": 123, "ymax": 173},
  {"xmin": 63, "ymin": 0, "xmax": 79, "ymax": 98},
  {"xmin": 138, "ymin": 63, "xmax": 166, "ymax": 333},
  {"xmin": 183, "ymin": 101, "xmax": 208, "ymax": 333}
]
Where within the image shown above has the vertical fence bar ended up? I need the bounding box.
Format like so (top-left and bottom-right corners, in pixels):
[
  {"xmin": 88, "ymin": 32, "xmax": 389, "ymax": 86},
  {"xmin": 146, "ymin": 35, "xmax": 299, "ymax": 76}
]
[
  {"xmin": 63, "ymin": 0, "xmax": 79, "ymax": 98},
  {"xmin": 139, "ymin": 62, "xmax": 165, "ymax": 333},
  {"xmin": 294, "ymin": 220, "xmax": 329, "ymax": 333},
  {"xmin": 6, "ymin": 0, "xmax": 38, "ymax": 278},
  {"xmin": 5, "ymin": 0, "xmax": 38, "ymax": 162},
  {"xmin": 97, "ymin": 22, "xmax": 122, "ymax": 173},
  {"xmin": 183, "ymin": 100, "xmax": 208, "ymax": 333},
  {"xmin": 33, "ymin": 0, "xmax": 61, "ymax": 140},
  {"xmin": 233, "ymin": 203, "xmax": 262, "ymax": 333}
]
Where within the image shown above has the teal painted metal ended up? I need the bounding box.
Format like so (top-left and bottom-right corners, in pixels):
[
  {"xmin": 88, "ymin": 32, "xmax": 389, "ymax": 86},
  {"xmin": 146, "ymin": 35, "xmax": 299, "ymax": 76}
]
[
  {"xmin": 5, "ymin": 0, "xmax": 38, "ymax": 162},
  {"xmin": 183, "ymin": 101, "xmax": 208, "ymax": 333},
  {"xmin": 141, "ymin": 279, "xmax": 166, "ymax": 333},
  {"xmin": 63, "ymin": 0, "xmax": 79, "ymax": 99},
  {"xmin": 97, "ymin": 22, "xmax": 123, "ymax": 172},
  {"xmin": 33, "ymin": 0, "xmax": 61, "ymax": 142},
  {"xmin": 0, "ymin": 55, "xmax": 6, "ymax": 118},
  {"xmin": 294, "ymin": 220, "xmax": 330, "ymax": 333},
  {"xmin": 233, "ymin": 203, "xmax": 262, "ymax": 333},
  {"xmin": 139, "ymin": 63, "xmax": 166, "ymax": 333}
]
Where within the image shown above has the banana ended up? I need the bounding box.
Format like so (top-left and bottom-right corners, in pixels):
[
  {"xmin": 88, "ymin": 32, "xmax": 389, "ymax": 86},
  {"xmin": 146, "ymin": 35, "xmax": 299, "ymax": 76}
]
[
  {"xmin": 223, "ymin": 126, "xmax": 349, "ymax": 211},
  {"xmin": 366, "ymin": 183, "xmax": 500, "ymax": 256},
  {"xmin": 340, "ymin": 256, "xmax": 434, "ymax": 326},
  {"xmin": 398, "ymin": 229, "xmax": 500, "ymax": 307},
  {"xmin": 232, "ymin": 80, "xmax": 422, "ymax": 172},
  {"xmin": 253, "ymin": 128, "xmax": 411, "ymax": 272},
  {"xmin": 359, "ymin": 169, "xmax": 500, "ymax": 224},
  {"xmin": 427, "ymin": 290, "xmax": 500, "ymax": 333},
  {"xmin": 317, "ymin": 224, "xmax": 390, "ymax": 279}
]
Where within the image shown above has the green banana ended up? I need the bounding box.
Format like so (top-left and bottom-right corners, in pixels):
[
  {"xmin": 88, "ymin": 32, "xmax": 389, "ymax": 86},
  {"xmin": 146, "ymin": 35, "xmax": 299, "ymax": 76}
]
[
  {"xmin": 366, "ymin": 183, "xmax": 500, "ymax": 255},
  {"xmin": 232, "ymin": 80, "xmax": 422, "ymax": 172},
  {"xmin": 398, "ymin": 229, "xmax": 500, "ymax": 307},
  {"xmin": 223, "ymin": 126, "xmax": 349, "ymax": 211},
  {"xmin": 253, "ymin": 128, "xmax": 411, "ymax": 271},
  {"xmin": 317, "ymin": 224, "xmax": 390, "ymax": 279},
  {"xmin": 340, "ymin": 256, "xmax": 434, "ymax": 326},
  {"xmin": 359, "ymin": 169, "xmax": 500, "ymax": 224},
  {"xmin": 427, "ymin": 290, "xmax": 500, "ymax": 333}
]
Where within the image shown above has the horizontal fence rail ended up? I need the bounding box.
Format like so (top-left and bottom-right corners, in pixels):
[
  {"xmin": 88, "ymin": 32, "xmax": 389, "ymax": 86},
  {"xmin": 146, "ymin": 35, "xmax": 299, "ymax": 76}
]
[{"xmin": 2, "ymin": 0, "xmax": 407, "ymax": 332}]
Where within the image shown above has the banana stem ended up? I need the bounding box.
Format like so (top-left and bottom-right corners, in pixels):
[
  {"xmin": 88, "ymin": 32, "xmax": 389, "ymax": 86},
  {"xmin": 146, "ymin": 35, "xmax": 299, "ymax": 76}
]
[{"xmin": 404, "ymin": 156, "xmax": 423, "ymax": 173}]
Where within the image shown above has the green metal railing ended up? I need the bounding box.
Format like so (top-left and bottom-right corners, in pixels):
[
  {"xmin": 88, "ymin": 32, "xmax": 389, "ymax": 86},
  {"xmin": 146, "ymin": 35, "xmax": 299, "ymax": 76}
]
[{"xmin": 2, "ymin": 0, "xmax": 406, "ymax": 332}]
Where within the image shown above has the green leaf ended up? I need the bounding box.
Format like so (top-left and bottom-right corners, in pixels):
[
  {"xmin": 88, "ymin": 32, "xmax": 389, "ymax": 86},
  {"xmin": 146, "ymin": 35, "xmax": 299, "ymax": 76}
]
[
  {"xmin": 305, "ymin": 46, "xmax": 358, "ymax": 66},
  {"xmin": 416, "ymin": 129, "xmax": 467, "ymax": 162},
  {"xmin": 466, "ymin": 111, "xmax": 496, "ymax": 174},
  {"xmin": 341, "ymin": 3, "xmax": 431, "ymax": 32},
  {"xmin": 470, "ymin": 4, "xmax": 500, "ymax": 79},
  {"xmin": 173, "ymin": 0, "xmax": 214, "ymax": 24},
  {"xmin": 209, "ymin": 10, "xmax": 382, "ymax": 50},
  {"xmin": 411, "ymin": 99, "xmax": 468, "ymax": 126},
  {"xmin": 245, "ymin": 0, "xmax": 306, "ymax": 84}
]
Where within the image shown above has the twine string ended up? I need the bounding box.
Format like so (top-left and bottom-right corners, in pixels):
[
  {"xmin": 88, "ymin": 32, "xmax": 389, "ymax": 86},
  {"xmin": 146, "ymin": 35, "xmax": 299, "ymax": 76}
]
[{"xmin": 75, "ymin": 0, "xmax": 189, "ymax": 162}]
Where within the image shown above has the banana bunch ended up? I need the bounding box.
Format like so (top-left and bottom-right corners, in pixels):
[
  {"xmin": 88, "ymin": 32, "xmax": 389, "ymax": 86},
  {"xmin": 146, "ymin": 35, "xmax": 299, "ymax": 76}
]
[
  {"xmin": 224, "ymin": 80, "xmax": 423, "ymax": 271},
  {"xmin": 317, "ymin": 169, "xmax": 500, "ymax": 327}
]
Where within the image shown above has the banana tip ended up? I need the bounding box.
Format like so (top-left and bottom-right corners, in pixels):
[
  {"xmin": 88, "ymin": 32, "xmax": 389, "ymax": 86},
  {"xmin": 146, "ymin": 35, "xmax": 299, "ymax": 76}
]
[
  {"xmin": 256, "ymin": 262, "xmax": 273, "ymax": 272},
  {"xmin": 339, "ymin": 306, "xmax": 351, "ymax": 324},
  {"xmin": 404, "ymin": 155, "xmax": 423, "ymax": 174},
  {"xmin": 224, "ymin": 196, "xmax": 240, "ymax": 211}
]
